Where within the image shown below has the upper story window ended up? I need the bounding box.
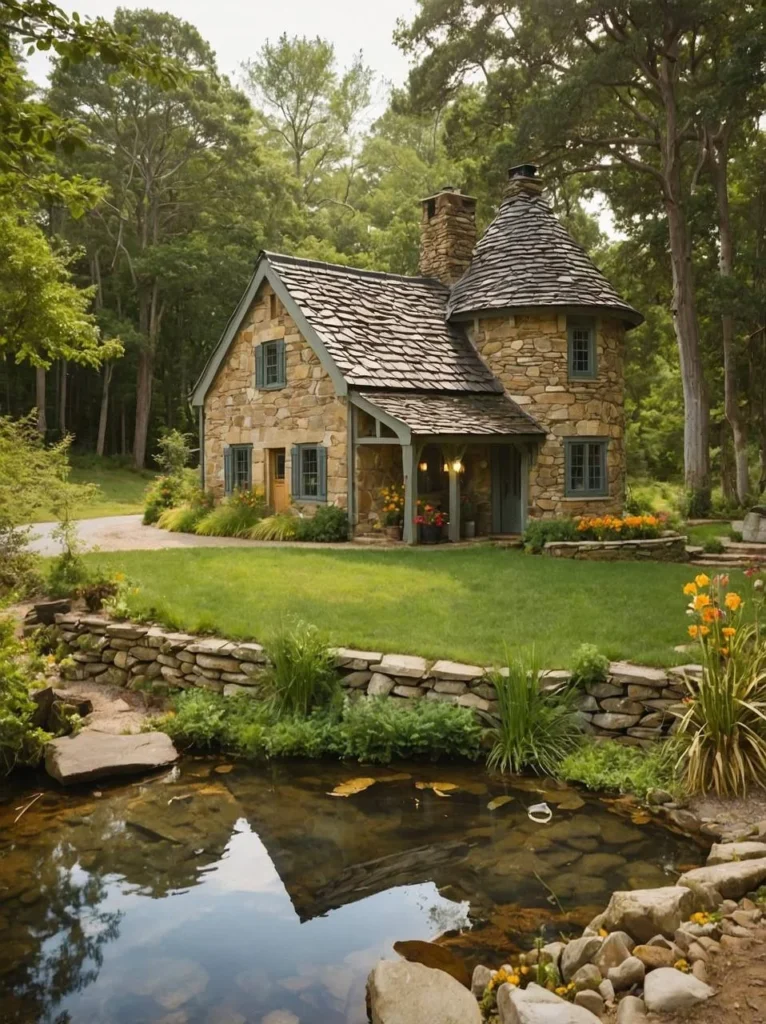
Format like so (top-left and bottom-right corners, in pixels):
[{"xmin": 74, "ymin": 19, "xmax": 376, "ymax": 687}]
[
  {"xmin": 291, "ymin": 444, "xmax": 327, "ymax": 502},
  {"xmin": 565, "ymin": 438, "xmax": 607, "ymax": 497},
  {"xmin": 255, "ymin": 339, "xmax": 286, "ymax": 390},
  {"xmin": 568, "ymin": 316, "xmax": 597, "ymax": 379},
  {"xmin": 224, "ymin": 444, "xmax": 252, "ymax": 495}
]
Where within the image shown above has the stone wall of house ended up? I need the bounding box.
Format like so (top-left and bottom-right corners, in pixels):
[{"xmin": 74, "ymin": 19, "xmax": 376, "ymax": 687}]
[
  {"xmin": 203, "ymin": 281, "xmax": 347, "ymax": 512},
  {"xmin": 54, "ymin": 613, "xmax": 693, "ymax": 747},
  {"xmin": 470, "ymin": 313, "xmax": 626, "ymax": 519}
]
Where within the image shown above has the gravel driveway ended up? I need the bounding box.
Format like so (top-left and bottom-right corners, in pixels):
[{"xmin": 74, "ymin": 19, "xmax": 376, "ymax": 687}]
[{"xmin": 26, "ymin": 514, "xmax": 360, "ymax": 556}]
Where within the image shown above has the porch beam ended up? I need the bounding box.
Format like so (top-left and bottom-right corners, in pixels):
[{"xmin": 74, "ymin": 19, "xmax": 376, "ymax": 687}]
[
  {"xmin": 354, "ymin": 436, "xmax": 402, "ymax": 445},
  {"xmin": 448, "ymin": 464, "xmax": 461, "ymax": 543},
  {"xmin": 402, "ymin": 443, "xmax": 419, "ymax": 545}
]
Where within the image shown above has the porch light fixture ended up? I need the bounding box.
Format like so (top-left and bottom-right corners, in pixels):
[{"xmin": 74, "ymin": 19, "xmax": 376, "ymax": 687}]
[
  {"xmin": 452, "ymin": 459, "xmax": 463, "ymax": 473},
  {"xmin": 443, "ymin": 462, "xmax": 449, "ymax": 472},
  {"xmin": 419, "ymin": 460, "xmax": 428, "ymax": 471}
]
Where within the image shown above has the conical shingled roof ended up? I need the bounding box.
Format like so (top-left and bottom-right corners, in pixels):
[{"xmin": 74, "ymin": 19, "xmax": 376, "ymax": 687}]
[{"xmin": 446, "ymin": 184, "xmax": 642, "ymax": 325}]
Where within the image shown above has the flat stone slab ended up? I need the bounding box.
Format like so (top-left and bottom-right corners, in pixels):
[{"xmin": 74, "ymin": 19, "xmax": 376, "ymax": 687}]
[
  {"xmin": 373, "ymin": 654, "xmax": 428, "ymax": 679},
  {"xmin": 707, "ymin": 841, "xmax": 766, "ymax": 865},
  {"xmin": 45, "ymin": 731, "xmax": 178, "ymax": 785},
  {"xmin": 497, "ymin": 982, "xmax": 600, "ymax": 1024},
  {"xmin": 331, "ymin": 647, "xmax": 382, "ymax": 666},
  {"xmin": 679, "ymin": 857, "xmax": 766, "ymax": 900},
  {"xmin": 428, "ymin": 660, "xmax": 484, "ymax": 681},
  {"xmin": 609, "ymin": 662, "xmax": 667, "ymax": 685},
  {"xmin": 367, "ymin": 960, "xmax": 481, "ymax": 1024}
]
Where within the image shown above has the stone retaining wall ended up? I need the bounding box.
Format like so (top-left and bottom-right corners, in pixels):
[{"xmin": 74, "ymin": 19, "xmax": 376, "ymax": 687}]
[
  {"xmin": 544, "ymin": 534, "xmax": 687, "ymax": 562},
  {"xmin": 52, "ymin": 614, "xmax": 696, "ymax": 747}
]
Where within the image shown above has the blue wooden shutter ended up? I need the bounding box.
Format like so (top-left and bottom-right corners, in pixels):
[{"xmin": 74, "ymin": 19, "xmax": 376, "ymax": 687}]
[
  {"xmin": 245, "ymin": 446, "xmax": 253, "ymax": 490},
  {"xmin": 255, "ymin": 345, "xmax": 264, "ymax": 388},
  {"xmin": 317, "ymin": 445, "xmax": 327, "ymax": 501},
  {"xmin": 224, "ymin": 446, "xmax": 233, "ymax": 496},
  {"xmin": 277, "ymin": 339, "xmax": 286, "ymax": 387},
  {"xmin": 291, "ymin": 446, "xmax": 301, "ymax": 498}
]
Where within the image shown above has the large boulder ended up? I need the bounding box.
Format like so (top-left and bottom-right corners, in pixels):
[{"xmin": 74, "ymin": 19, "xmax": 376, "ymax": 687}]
[
  {"xmin": 367, "ymin": 961, "xmax": 481, "ymax": 1024},
  {"xmin": 742, "ymin": 509, "xmax": 766, "ymax": 544},
  {"xmin": 561, "ymin": 936, "xmax": 603, "ymax": 982},
  {"xmin": 706, "ymin": 842, "xmax": 766, "ymax": 865},
  {"xmin": 643, "ymin": 967, "xmax": 714, "ymax": 1012},
  {"xmin": 497, "ymin": 983, "xmax": 600, "ymax": 1024},
  {"xmin": 45, "ymin": 730, "xmax": 178, "ymax": 785},
  {"xmin": 679, "ymin": 858, "xmax": 766, "ymax": 901},
  {"xmin": 600, "ymin": 887, "xmax": 697, "ymax": 943}
]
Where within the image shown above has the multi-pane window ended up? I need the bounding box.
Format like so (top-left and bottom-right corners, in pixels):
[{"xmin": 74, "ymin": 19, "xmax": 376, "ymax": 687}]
[
  {"xmin": 568, "ymin": 317, "xmax": 596, "ymax": 379},
  {"xmin": 565, "ymin": 439, "xmax": 607, "ymax": 497},
  {"xmin": 224, "ymin": 444, "xmax": 252, "ymax": 495},
  {"xmin": 291, "ymin": 445, "xmax": 327, "ymax": 501},
  {"xmin": 255, "ymin": 340, "xmax": 286, "ymax": 389}
]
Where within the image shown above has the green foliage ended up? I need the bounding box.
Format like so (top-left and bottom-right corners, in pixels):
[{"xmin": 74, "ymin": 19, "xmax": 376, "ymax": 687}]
[
  {"xmin": 195, "ymin": 490, "xmax": 268, "ymax": 537},
  {"xmin": 157, "ymin": 505, "xmax": 208, "ymax": 534},
  {"xmin": 143, "ymin": 469, "xmax": 199, "ymax": 524},
  {"xmin": 0, "ymin": 615, "xmax": 50, "ymax": 774},
  {"xmin": 295, "ymin": 506, "xmax": 349, "ymax": 542},
  {"xmin": 264, "ymin": 620, "xmax": 338, "ymax": 718},
  {"xmin": 703, "ymin": 537, "xmax": 725, "ymax": 554},
  {"xmin": 523, "ymin": 517, "xmax": 579, "ymax": 553},
  {"xmin": 560, "ymin": 740, "xmax": 680, "ymax": 802},
  {"xmin": 154, "ymin": 430, "xmax": 192, "ymax": 476},
  {"xmin": 487, "ymin": 648, "xmax": 581, "ymax": 775},
  {"xmin": 248, "ymin": 513, "xmax": 299, "ymax": 541},
  {"xmin": 158, "ymin": 688, "xmax": 482, "ymax": 763},
  {"xmin": 570, "ymin": 643, "xmax": 610, "ymax": 687},
  {"xmin": 47, "ymin": 549, "xmax": 90, "ymax": 599}
]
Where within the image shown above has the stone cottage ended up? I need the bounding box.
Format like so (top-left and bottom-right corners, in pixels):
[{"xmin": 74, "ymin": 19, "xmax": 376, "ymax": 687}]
[{"xmin": 192, "ymin": 165, "xmax": 642, "ymax": 542}]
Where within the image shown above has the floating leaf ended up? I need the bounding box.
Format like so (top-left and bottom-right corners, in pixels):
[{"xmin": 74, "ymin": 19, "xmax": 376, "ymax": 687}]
[
  {"xmin": 487, "ymin": 795, "xmax": 514, "ymax": 811},
  {"xmin": 377, "ymin": 773, "xmax": 412, "ymax": 783},
  {"xmin": 214, "ymin": 765, "xmax": 233, "ymax": 774},
  {"xmin": 415, "ymin": 782, "xmax": 458, "ymax": 797},
  {"xmin": 631, "ymin": 811, "xmax": 651, "ymax": 825},
  {"xmin": 328, "ymin": 777, "xmax": 377, "ymax": 797}
]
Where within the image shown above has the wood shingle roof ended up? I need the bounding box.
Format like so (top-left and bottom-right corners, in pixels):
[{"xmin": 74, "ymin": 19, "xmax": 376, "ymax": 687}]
[{"xmin": 362, "ymin": 391, "xmax": 545, "ymax": 436}]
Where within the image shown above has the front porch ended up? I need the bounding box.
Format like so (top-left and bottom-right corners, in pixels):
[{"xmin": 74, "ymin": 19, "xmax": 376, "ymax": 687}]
[{"xmin": 348, "ymin": 393, "xmax": 543, "ymax": 545}]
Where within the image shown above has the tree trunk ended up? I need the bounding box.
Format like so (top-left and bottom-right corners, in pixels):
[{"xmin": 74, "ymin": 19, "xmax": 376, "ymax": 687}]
[
  {"xmin": 121, "ymin": 400, "xmax": 127, "ymax": 457},
  {"xmin": 710, "ymin": 129, "xmax": 750, "ymax": 505},
  {"xmin": 58, "ymin": 358, "xmax": 67, "ymax": 436},
  {"xmin": 35, "ymin": 367, "xmax": 47, "ymax": 436},
  {"xmin": 133, "ymin": 347, "xmax": 154, "ymax": 469},
  {"xmin": 96, "ymin": 362, "xmax": 113, "ymax": 457}
]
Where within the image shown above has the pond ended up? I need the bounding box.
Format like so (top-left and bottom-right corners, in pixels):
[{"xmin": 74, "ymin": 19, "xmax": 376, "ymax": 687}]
[{"xmin": 0, "ymin": 760, "xmax": 704, "ymax": 1024}]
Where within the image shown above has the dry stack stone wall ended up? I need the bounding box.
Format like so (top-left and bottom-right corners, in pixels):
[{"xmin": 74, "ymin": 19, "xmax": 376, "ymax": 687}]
[
  {"xmin": 545, "ymin": 535, "xmax": 687, "ymax": 562},
  {"xmin": 54, "ymin": 614, "xmax": 693, "ymax": 747}
]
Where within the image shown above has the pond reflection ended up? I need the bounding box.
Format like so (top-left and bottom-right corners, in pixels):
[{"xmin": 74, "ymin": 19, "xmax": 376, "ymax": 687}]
[{"xmin": 0, "ymin": 760, "xmax": 703, "ymax": 1023}]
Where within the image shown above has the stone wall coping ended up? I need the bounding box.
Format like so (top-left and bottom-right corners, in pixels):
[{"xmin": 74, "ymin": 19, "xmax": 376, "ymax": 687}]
[{"xmin": 546, "ymin": 535, "xmax": 682, "ymax": 550}]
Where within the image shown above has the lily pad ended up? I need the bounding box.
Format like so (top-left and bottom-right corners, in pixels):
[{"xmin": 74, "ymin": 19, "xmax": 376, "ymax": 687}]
[{"xmin": 328, "ymin": 777, "xmax": 377, "ymax": 797}]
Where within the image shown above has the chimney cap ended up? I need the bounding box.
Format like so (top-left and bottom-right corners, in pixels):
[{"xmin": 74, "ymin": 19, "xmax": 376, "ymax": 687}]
[{"xmin": 509, "ymin": 163, "xmax": 538, "ymax": 179}]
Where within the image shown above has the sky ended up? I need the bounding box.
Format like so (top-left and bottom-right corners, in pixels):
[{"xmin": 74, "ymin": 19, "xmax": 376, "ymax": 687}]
[{"xmin": 25, "ymin": 0, "xmax": 420, "ymax": 111}]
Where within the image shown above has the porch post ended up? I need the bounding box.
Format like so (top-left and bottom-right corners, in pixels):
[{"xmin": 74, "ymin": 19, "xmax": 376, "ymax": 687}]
[
  {"xmin": 448, "ymin": 463, "xmax": 461, "ymax": 543},
  {"xmin": 402, "ymin": 443, "xmax": 418, "ymax": 545},
  {"xmin": 346, "ymin": 402, "xmax": 356, "ymax": 533}
]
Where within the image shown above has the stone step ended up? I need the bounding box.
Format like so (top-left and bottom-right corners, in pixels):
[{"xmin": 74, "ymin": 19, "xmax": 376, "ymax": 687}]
[
  {"xmin": 723, "ymin": 541, "xmax": 766, "ymax": 554},
  {"xmin": 691, "ymin": 558, "xmax": 764, "ymax": 568}
]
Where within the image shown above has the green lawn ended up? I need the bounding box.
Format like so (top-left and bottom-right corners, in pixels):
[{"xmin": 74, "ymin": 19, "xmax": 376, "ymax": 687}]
[
  {"xmin": 683, "ymin": 522, "xmax": 736, "ymax": 546},
  {"xmin": 82, "ymin": 546, "xmax": 726, "ymax": 668},
  {"xmin": 31, "ymin": 456, "xmax": 155, "ymax": 521}
]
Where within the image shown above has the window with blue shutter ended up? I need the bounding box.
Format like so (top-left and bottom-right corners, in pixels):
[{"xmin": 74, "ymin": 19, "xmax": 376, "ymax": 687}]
[
  {"xmin": 568, "ymin": 316, "xmax": 597, "ymax": 379},
  {"xmin": 565, "ymin": 438, "xmax": 608, "ymax": 497},
  {"xmin": 290, "ymin": 444, "xmax": 327, "ymax": 502},
  {"xmin": 256, "ymin": 340, "xmax": 286, "ymax": 390},
  {"xmin": 225, "ymin": 444, "xmax": 252, "ymax": 495}
]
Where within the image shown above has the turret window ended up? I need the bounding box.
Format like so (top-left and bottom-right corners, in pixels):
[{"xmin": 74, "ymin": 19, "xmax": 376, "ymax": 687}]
[{"xmin": 568, "ymin": 316, "xmax": 597, "ymax": 379}]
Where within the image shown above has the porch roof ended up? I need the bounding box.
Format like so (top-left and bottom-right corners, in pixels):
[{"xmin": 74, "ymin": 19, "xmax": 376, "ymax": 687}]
[{"xmin": 359, "ymin": 390, "xmax": 545, "ymax": 437}]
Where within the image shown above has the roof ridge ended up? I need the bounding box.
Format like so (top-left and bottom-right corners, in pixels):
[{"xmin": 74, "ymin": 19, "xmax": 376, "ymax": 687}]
[{"xmin": 263, "ymin": 250, "xmax": 444, "ymax": 288}]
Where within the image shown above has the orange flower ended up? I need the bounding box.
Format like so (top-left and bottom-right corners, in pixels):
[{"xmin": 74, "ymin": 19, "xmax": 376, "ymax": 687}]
[
  {"xmin": 693, "ymin": 593, "xmax": 711, "ymax": 611},
  {"xmin": 725, "ymin": 592, "xmax": 743, "ymax": 611},
  {"xmin": 722, "ymin": 626, "xmax": 736, "ymax": 638},
  {"xmin": 701, "ymin": 606, "xmax": 720, "ymax": 623},
  {"xmin": 688, "ymin": 625, "xmax": 699, "ymax": 639},
  {"xmin": 720, "ymin": 647, "xmax": 730, "ymax": 657},
  {"xmin": 700, "ymin": 625, "xmax": 710, "ymax": 636},
  {"xmin": 695, "ymin": 573, "xmax": 711, "ymax": 588},
  {"xmin": 683, "ymin": 582, "xmax": 698, "ymax": 596}
]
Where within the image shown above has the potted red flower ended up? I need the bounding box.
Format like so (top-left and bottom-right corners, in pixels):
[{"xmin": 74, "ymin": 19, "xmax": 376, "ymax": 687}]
[{"xmin": 416, "ymin": 502, "xmax": 447, "ymax": 544}]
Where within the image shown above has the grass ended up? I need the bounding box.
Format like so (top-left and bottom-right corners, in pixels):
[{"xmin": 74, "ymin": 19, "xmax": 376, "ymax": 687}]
[
  {"xmin": 682, "ymin": 522, "xmax": 735, "ymax": 547},
  {"xmin": 78, "ymin": 546, "xmax": 741, "ymax": 668},
  {"xmin": 30, "ymin": 455, "xmax": 155, "ymax": 521}
]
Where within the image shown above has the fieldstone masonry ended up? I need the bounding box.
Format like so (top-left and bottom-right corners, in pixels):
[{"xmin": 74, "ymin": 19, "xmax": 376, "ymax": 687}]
[{"xmin": 53, "ymin": 614, "xmax": 693, "ymax": 747}]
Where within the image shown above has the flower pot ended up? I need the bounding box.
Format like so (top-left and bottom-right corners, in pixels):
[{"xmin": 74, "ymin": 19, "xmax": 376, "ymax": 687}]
[
  {"xmin": 384, "ymin": 524, "xmax": 402, "ymax": 541},
  {"xmin": 420, "ymin": 523, "xmax": 442, "ymax": 545},
  {"xmin": 462, "ymin": 520, "xmax": 476, "ymax": 540}
]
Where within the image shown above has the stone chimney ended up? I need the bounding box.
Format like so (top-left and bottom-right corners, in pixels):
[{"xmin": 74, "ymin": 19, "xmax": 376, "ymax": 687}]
[
  {"xmin": 418, "ymin": 186, "xmax": 477, "ymax": 285},
  {"xmin": 503, "ymin": 163, "xmax": 544, "ymax": 201}
]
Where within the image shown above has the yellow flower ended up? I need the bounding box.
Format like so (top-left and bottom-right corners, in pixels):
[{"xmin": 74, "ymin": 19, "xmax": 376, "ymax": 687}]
[
  {"xmin": 674, "ymin": 959, "xmax": 690, "ymax": 973},
  {"xmin": 725, "ymin": 592, "xmax": 743, "ymax": 611},
  {"xmin": 509, "ymin": 975, "xmax": 520, "ymax": 986},
  {"xmin": 520, "ymin": 966, "xmax": 530, "ymax": 975},
  {"xmin": 695, "ymin": 574, "xmax": 710, "ymax": 588},
  {"xmin": 701, "ymin": 605, "xmax": 719, "ymax": 623},
  {"xmin": 688, "ymin": 625, "xmax": 699, "ymax": 639},
  {"xmin": 700, "ymin": 625, "xmax": 710, "ymax": 636},
  {"xmin": 693, "ymin": 593, "xmax": 711, "ymax": 610},
  {"xmin": 599, "ymin": 927, "xmax": 608, "ymax": 937},
  {"xmin": 722, "ymin": 627, "xmax": 736, "ymax": 638},
  {"xmin": 683, "ymin": 582, "xmax": 698, "ymax": 596},
  {"xmin": 555, "ymin": 987, "xmax": 568, "ymax": 996}
]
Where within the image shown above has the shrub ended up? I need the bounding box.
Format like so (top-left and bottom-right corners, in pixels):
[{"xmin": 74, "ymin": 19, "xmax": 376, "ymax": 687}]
[
  {"xmin": 703, "ymin": 537, "xmax": 725, "ymax": 554},
  {"xmin": 571, "ymin": 643, "xmax": 610, "ymax": 686},
  {"xmin": 560, "ymin": 740, "xmax": 679, "ymax": 801},
  {"xmin": 337, "ymin": 697, "xmax": 482, "ymax": 763},
  {"xmin": 675, "ymin": 572, "xmax": 766, "ymax": 795},
  {"xmin": 195, "ymin": 489, "xmax": 267, "ymax": 537},
  {"xmin": 142, "ymin": 469, "xmax": 199, "ymax": 524},
  {"xmin": 487, "ymin": 648, "xmax": 581, "ymax": 775},
  {"xmin": 0, "ymin": 522, "xmax": 42, "ymax": 598},
  {"xmin": 264, "ymin": 620, "xmax": 338, "ymax": 718},
  {"xmin": 155, "ymin": 429, "xmax": 192, "ymax": 476},
  {"xmin": 295, "ymin": 505, "xmax": 349, "ymax": 542},
  {"xmin": 523, "ymin": 517, "xmax": 579, "ymax": 553},
  {"xmin": 0, "ymin": 614, "xmax": 50, "ymax": 773},
  {"xmin": 248, "ymin": 512, "xmax": 299, "ymax": 541}
]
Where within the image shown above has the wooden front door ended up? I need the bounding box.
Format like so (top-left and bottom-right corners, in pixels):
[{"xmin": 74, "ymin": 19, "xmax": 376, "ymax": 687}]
[
  {"xmin": 269, "ymin": 448, "xmax": 288, "ymax": 512},
  {"xmin": 491, "ymin": 446, "xmax": 523, "ymax": 534}
]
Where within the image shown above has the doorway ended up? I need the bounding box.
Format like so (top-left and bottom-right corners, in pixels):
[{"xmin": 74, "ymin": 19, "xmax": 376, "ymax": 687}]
[
  {"xmin": 269, "ymin": 448, "xmax": 288, "ymax": 512},
  {"xmin": 491, "ymin": 446, "xmax": 523, "ymax": 534}
]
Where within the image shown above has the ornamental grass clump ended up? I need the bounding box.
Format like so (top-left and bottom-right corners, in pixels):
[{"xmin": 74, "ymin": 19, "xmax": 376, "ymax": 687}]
[
  {"xmin": 195, "ymin": 488, "xmax": 267, "ymax": 537},
  {"xmin": 264, "ymin": 620, "xmax": 339, "ymax": 719},
  {"xmin": 675, "ymin": 571, "xmax": 766, "ymax": 796},
  {"xmin": 487, "ymin": 647, "xmax": 581, "ymax": 776}
]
